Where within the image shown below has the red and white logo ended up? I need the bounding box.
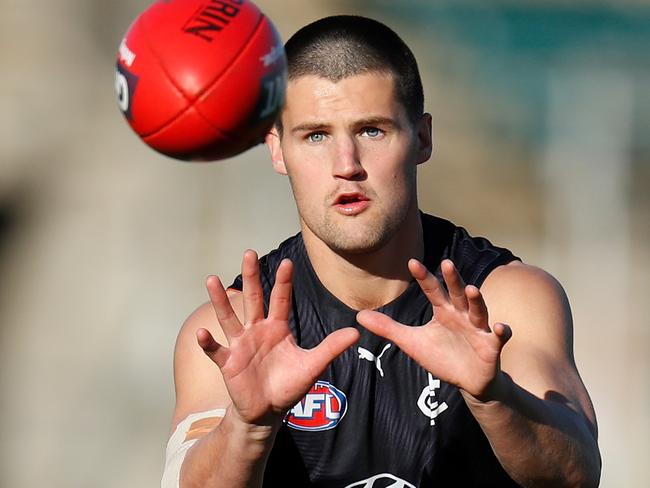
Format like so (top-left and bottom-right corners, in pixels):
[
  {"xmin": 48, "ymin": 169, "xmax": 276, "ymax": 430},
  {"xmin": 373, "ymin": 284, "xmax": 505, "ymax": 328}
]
[{"xmin": 285, "ymin": 381, "xmax": 348, "ymax": 431}]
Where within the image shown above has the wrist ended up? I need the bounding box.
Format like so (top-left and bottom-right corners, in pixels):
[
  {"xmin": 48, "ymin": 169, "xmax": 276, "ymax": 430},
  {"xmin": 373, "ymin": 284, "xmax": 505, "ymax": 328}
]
[
  {"xmin": 461, "ymin": 371, "xmax": 514, "ymax": 406},
  {"xmin": 220, "ymin": 407, "xmax": 280, "ymax": 458}
]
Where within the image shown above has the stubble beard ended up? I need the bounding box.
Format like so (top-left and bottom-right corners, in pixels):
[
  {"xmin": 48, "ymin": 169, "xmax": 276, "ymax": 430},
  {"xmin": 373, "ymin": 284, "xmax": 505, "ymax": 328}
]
[
  {"xmin": 300, "ymin": 191, "xmax": 416, "ymax": 256},
  {"xmin": 314, "ymin": 214, "xmax": 393, "ymax": 255}
]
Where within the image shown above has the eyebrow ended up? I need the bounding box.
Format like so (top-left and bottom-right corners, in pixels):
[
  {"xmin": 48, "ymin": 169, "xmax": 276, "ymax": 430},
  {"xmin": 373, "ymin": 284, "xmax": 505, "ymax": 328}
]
[
  {"xmin": 290, "ymin": 116, "xmax": 402, "ymax": 135},
  {"xmin": 291, "ymin": 122, "xmax": 332, "ymax": 134},
  {"xmin": 353, "ymin": 116, "xmax": 402, "ymax": 130}
]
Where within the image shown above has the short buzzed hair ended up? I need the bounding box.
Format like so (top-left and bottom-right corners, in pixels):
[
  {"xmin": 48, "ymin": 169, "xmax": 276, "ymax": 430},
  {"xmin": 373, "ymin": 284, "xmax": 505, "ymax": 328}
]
[{"xmin": 281, "ymin": 15, "xmax": 424, "ymax": 126}]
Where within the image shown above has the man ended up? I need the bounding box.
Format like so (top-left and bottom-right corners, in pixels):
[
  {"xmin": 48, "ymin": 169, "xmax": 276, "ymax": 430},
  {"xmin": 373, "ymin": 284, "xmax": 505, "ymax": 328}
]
[{"xmin": 163, "ymin": 15, "xmax": 601, "ymax": 488}]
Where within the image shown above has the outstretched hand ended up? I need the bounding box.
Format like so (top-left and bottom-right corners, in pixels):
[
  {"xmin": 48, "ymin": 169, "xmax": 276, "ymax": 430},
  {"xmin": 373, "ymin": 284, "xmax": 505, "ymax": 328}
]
[
  {"xmin": 357, "ymin": 259, "xmax": 511, "ymax": 401},
  {"xmin": 197, "ymin": 250, "xmax": 359, "ymax": 428}
]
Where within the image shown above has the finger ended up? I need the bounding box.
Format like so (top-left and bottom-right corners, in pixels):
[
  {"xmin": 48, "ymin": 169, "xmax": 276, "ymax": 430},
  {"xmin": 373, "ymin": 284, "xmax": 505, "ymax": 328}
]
[
  {"xmin": 493, "ymin": 322, "xmax": 513, "ymax": 347},
  {"xmin": 466, "ymin": 285, "xmax": 490, "ymax": 331},
  {"xmin": 196, "ymin": 328, "xmax": 230, "ymax": 368},
  {"xmin": 441, "ymin": 259, "xmax": 468, "ymax": 311},
  {"xmin": 241, "ymin": 250, "xmax": 264, "ymax": 325},
  {"xmin": 356, "ymin": 310, "xmax": 412, "ymax": 349},
  {"xmin": 268, "ymin": 259, "xmax": 293, "ymax": 321},
  {"xmin": 206, "ymin": 275, "xmax": 244, "ymax": 340},
  {"xmin": 308, "ymin": 327, "xmax": 360, "ymax": 373},
  {"xmin": 408, "ymin": 259, "xmax": 449, "ymax": 307}
]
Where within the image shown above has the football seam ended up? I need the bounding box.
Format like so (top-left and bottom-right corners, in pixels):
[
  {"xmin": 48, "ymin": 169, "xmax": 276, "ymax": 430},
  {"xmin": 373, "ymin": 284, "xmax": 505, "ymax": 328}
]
[{"xmin": 139, "ymin": 11, "xmax": 266, "ymax": 140}]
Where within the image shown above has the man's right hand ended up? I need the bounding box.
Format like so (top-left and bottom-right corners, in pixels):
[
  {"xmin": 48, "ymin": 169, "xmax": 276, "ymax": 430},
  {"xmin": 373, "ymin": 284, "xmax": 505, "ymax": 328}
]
[{"xmin": 197, "ymin": 250, "xmax": 360, "ymax": 431}]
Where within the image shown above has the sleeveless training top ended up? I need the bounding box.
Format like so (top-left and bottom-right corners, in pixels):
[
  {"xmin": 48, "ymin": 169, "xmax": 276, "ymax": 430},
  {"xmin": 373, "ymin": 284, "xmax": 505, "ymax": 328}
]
[{"xmin": 230, "ymin": 213, "xmax": 521, "ymax": 487}]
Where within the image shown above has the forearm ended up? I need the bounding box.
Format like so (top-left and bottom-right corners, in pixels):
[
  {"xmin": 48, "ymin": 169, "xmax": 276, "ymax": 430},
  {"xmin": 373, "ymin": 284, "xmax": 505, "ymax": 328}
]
[
  {"xmin": 179, "ymin": 409, "xmax": 278, "ymax": 488},
  {"xmin": 463, "ymin": 374, "xmax": 601, "ymax": 488}
]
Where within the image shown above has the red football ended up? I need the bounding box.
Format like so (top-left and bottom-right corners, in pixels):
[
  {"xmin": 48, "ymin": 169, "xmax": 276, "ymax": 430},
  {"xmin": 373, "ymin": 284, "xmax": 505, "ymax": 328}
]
[{"xmin": 115, "ymin": 0, "xmax": 287, "ymax": 161}]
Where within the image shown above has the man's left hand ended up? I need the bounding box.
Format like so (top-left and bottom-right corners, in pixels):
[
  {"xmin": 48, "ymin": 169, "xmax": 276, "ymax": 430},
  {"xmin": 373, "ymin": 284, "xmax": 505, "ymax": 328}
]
[{"xmin": 356, "ymin": 259, "xmax": 512, "ymax": 401}]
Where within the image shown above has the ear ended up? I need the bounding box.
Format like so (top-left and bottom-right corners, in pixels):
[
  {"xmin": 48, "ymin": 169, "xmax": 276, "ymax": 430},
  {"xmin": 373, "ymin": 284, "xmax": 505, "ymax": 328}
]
[
  {"xmin": 265, "ymin": 127, "xmax": 287, "ymax": 175},
  {"xmin": 415, "ymin": 113, "xmax": 433, "ymax": 165}
]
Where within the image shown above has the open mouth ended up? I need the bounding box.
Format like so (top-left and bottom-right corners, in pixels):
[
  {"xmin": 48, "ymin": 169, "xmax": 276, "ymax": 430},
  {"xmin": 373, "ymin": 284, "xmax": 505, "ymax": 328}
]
[
  {"xmin": 335, "ymin": 193, "xmax": 368, "ymax": 205},
  {"xmin": 333, "ymin": 193, "xmax": 370, "ymax": 215}
]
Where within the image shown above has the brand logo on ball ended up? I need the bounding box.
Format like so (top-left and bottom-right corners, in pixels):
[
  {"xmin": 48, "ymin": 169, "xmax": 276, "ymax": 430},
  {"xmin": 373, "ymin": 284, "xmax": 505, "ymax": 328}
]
[
  {"xmin": 257, "ymin": 72, "xmax": 286, "ymax": 120},
  {"xmin": 118, "ymin": 39, "xmax": 136, "ymax": 67},
  {"xmin": 285, "ymin": 381, "xmax": 348, "ymax": 431},
  {"xmin": 344, "ymin": 473, "xmax": 416, "ymax": 488},
  {"xmin": 259, "ymin": 44, "xmax": 284, "ymax": 67},
  {"xmin": 182, "ymin": 0, "xmax": 245, "ymax": 43},
  {"xmin": 115, "ymin": 61, "xmax": 139, "ymax": 121}
]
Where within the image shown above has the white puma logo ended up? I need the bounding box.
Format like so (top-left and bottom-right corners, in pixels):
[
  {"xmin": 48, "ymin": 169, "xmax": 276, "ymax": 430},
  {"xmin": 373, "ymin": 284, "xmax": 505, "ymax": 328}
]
[{"xmin": 357, "ymin": 343, "xmax": 392, "ymax": 377}]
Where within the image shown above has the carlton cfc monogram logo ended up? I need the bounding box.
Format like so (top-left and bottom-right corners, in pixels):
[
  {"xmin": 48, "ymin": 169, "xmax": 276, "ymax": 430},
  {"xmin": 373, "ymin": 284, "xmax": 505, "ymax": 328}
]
[{"xmin": 285, "ymin": 381, "xmax": 348, "ymax": 431}]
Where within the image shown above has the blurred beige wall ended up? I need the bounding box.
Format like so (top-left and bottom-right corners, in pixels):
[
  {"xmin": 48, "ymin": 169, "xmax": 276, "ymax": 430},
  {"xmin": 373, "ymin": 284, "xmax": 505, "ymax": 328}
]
[{"xmin": 0, "ymin": 1, "xmax": 648, "ymax": 486}]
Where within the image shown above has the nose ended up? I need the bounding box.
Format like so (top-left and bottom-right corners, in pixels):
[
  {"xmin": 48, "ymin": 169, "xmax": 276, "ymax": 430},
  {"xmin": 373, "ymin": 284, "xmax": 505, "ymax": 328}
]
[{"xmin": 331, "ymin": 135, "xmax": 365, "ymax": 180}]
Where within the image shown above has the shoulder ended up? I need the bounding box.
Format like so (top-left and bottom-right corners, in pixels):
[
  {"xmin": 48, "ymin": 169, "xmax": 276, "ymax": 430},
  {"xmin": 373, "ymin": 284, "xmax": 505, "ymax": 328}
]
[
  {"xmin": 481, "ymin": 261, "xmax": 574, "ymax": 351},
  {"xmin": 482, "ymin": 261, "xmax": 568, "ymax": 300},
  {"xmin": 481, "ymin": 262, "xmax": 571, "ymax": 330}
]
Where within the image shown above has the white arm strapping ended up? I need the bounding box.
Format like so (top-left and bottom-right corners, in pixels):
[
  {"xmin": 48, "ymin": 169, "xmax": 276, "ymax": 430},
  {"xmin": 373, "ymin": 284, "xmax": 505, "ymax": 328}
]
[{"xmin": 161, "ymin": 408, "xmax": 227, "ymax": 488}]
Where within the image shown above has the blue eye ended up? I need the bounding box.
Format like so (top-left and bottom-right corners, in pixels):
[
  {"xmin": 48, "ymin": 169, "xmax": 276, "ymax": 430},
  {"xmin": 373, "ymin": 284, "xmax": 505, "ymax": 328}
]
[
  {"xmin": 308, "ymin": 133, "xmax": 325, "ymax": 143},
  {"xmin": 363, "ymin": 127, "xmax": 382, "ymax": 138}
]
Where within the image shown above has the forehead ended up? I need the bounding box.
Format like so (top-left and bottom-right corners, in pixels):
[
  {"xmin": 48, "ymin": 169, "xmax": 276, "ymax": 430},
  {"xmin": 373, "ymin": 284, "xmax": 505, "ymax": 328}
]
[{"xmin": 281, "ymin": 72, "xmax": 407, "ymax": 128}]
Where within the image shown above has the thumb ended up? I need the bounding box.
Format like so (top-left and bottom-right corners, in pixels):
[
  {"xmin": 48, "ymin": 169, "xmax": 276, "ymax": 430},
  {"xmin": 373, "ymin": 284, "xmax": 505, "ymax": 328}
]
[
  {"xmin": 356, "ymin": 310, "xmax": 406, "ymax": 344},
  {"xmin": 196, "ymin": 328, "xmax": 230, "ymax": 368},
  {"xmin": 309, "ymin": 327, "xmax": 360, "ymax": 372}
]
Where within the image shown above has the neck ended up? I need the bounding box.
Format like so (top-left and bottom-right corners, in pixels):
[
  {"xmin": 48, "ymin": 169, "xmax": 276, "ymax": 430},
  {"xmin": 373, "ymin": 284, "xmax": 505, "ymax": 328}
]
[{"xmin": 302, "ymin": 210, "xmax": 424, "ymax": 311}]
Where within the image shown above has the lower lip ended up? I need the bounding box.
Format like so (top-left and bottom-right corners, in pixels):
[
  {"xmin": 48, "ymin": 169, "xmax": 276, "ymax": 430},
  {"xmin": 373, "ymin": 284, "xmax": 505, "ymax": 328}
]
[{"xmin": 334, "ymin": 200, "xmax": 370, "ymax": 215}]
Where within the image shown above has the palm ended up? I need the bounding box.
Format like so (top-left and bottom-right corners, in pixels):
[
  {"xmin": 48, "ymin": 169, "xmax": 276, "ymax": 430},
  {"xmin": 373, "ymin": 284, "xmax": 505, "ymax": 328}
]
[
  {"xmin": 357, "ymin": 259, "xmax": 511, "ymax": 400},
  {"xmin": 405, "ymin": 307, "xmax": 503, "ymax": 397},
  {"xmin": 198, "ymin": 251, "xmax": 359, "ymax": 427},
  {"xmin": 218, "ymin": 317, "xmax": 322, "ymax": 423}
]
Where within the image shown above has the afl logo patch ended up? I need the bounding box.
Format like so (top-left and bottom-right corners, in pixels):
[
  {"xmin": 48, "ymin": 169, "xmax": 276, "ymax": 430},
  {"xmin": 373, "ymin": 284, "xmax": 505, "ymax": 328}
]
[{"xmin": 285, "ymin": 381, "xmax": 348, "ymax": 431}]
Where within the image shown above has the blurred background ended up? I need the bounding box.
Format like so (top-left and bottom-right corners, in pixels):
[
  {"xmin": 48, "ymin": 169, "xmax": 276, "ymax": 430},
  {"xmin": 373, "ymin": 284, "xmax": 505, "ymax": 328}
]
[{"xmin": 1, "ymin": 0, "xmax": 648, "ymax": 486}]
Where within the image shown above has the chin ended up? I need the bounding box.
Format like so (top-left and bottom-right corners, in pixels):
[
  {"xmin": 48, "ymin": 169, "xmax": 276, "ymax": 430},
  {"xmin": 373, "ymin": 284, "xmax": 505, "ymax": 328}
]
[
  {"xmin": 324, "ymin": 228, "xmax": 392, "ymax": 256},
  {"xmin": 303, "ymin": 204, "xmax": 411, "ymax": 256}
]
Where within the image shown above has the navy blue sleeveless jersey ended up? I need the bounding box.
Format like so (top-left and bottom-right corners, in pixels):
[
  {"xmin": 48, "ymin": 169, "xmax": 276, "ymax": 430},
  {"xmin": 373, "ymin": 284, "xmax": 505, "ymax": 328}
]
[{"xmin": 230, "ymin": 213, "xmax": 521, "ymax": 487}]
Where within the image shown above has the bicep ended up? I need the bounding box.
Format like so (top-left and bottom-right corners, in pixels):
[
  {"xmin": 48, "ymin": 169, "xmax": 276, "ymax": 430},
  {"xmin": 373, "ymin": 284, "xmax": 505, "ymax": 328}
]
[{"xmin": 481, "ymin": 262, "xmax": 597, "ymax": 431}]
